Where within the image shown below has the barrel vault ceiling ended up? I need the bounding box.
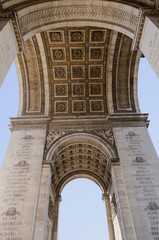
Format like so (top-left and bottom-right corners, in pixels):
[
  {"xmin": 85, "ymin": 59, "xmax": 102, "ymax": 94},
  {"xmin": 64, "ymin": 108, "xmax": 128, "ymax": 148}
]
[{"xmin": 17, "ymin": 26, "xmax": 141, "ymax": 119}]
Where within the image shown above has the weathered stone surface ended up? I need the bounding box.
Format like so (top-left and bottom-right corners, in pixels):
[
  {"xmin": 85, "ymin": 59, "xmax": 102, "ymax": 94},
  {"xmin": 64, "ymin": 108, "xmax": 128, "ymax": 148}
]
[
  {"xmin": 0, "ymin": 127, "xmax": 47, "ymax": 239},
  {"xmin": 113, "ymin": 126, "xmax": 159, "ymax": 240},
  {"xmin": 0, "ymin": 1, "xmax": 159, "ymax": 239},
  {"xmin": 140, "ymin": 16, "xmax": 159, "ymax": 78},
  {"xmin": 0, "ymin": 21, "xmax": 18, "ymax": 87}
]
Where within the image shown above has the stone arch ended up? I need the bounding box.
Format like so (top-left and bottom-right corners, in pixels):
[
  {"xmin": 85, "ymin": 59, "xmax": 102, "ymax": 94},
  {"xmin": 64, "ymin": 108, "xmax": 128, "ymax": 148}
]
[
  {"xmin": 58, "ymin": 173, "xmax": 106, "ymax": 196},
  {"xmin": 46, "ymin": 132, "xmax": 117, "ymax": 195},
  {"xmin": 15, "ymin": 1, "xmax": 140, "ymax": 41},
  {"xmin": 45, "ymin": 132, "xmax": 118, "ymax": 240}
]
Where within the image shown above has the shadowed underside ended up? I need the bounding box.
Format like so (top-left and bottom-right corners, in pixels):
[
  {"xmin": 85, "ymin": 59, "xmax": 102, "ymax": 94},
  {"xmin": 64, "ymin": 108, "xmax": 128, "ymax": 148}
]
[{"xmin": 16, "ymin": 27, "xmax": 141, "ymax": 118}]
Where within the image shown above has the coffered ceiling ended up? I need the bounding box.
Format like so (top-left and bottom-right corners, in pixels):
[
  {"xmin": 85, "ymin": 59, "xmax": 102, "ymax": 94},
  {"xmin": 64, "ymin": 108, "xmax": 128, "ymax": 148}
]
[
  {"xmin": 17, "ymin": 26, "xmax": 141, "ymax": 119},
  {"xmin": 42, "ymin": 27, "xmax": 111, "ymax": 118}
]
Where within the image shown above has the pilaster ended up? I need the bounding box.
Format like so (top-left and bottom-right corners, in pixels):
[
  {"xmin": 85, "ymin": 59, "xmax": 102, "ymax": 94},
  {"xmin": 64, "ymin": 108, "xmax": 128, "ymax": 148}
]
[
  {"xmin": 140, "ymin": 15, "xmax": 159, "ymax": 78},
  {"xmin": 111, "ymin": 115, "xmax": 159, "ymax": 240},
  {"xmin": 33, "ymin": 164, "xmax": 52, "ymax": 240},
  {"xmin": 0, "ymin": 20, "xmax": 17, "ymax": 87},
  {"xmin": 0, "ymin": 117, "xmax": 49, "ymax": 240}
]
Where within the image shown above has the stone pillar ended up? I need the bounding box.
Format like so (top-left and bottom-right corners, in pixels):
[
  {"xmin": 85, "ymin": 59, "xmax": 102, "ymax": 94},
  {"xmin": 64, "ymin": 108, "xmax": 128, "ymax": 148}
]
[
  {"xmin": 0, "ymin": 20, "xmax": 18, "ymax": 87},
  {"xmin": 111, "ymin": 164, "xmax": 136, "ymax": 240},
  {"xmin": 33, "ymin": 164, "xmax": 52, "ymax": 240},
  {"xmin": 140, "ymin": 15, "xmax": 159, "ymax": 78},
  {"xmin": 0, "ymin": 118, "xmax": 48, "ymax": 240},
  {"xmin": 112, "ymin": 118, "xmax": 159, "ymax": 240},
  {"xmin": 52, "ymin": 195, "xmax": 61, "ymax": 240},
  {"xmin": 104, "ymin": 195, "xmax": 115, "ymax": 240}
]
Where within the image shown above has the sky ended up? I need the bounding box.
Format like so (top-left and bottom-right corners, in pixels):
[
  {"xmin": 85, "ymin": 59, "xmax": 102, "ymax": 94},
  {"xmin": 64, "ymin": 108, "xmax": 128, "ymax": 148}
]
[{"xmin": 0, "ymin": 58, "xmax": 159, "ymax": 240}]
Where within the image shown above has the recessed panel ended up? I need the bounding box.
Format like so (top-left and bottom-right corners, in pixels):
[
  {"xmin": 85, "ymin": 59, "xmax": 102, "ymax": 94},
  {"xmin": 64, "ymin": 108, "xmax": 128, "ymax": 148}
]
[
  {"xmin": 89, "ymin": 65, "xmax": 103, "ymax": 79},
  {"xmin": 89, "ymin": 83, "xmax": 103, "ymax": 96},
  {"xmin": 72, "ymin": 100, "xmax": 86, "ymax": 113},
  {"xmin": 48, "ymin": 30, "xmax": 65, "ymax": 44},
  {"xmin": 72, "ymin": 83, "xmax": 85, "ymax": 97},
  {"xmin": 69, "ymin": 30, "xmax": 85, "ymax": 44},
  {"xmin": 70, "ymin": 47, "xmax": 85, "ymax": 62},
  {"xmin": 54, "ymin": 84, "xmax": 68, "ymax": 97},
  {"xmin": 51, "ymin": 47, "xmax": 66, "ymax": 62},
  {"xmin": 71, "ymin": 65, "xmax": 85, "ymax": 80},
  {"xmin": 90, "ymin": 29, "xmax": 106, "ymax": 43},
  {"xmin": 54, "ymin": 101, "xmax": 68, "ymax": 114},
  {"xmin": 89, "ymin": 47, "xmax": 104, "ymax": 61},
  {"xmin": 53, "ymin": 66, "xmax": 67, "ymax": 80},
  {"xmin": 90, "ymin": 100, "xmax": 104, "ymax": 112}
]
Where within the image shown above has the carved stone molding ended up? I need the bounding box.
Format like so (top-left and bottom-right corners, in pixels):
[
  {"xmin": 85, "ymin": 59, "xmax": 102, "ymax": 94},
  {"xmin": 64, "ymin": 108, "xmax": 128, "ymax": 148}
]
[
  {"xmin": 18, "ymin": 4, "xmax": 139, "ymax": 39},
  {"xmin": 112, "ymin": 33, "xmax": 138, "ymax": 112},
  {"xmin": 48, "ymin": 196, "xmax": 54, "ymax": 220},
  {"xmin": 17, "ymin": 35, "xmax": 45, "ymax": 115},
  {"xmin": 0, "ymin": 11, "xmax": 25, "ymax": 52},
  {"xmin": 132, "ymin": 8, "xmax": 155, "ymax": 51}
]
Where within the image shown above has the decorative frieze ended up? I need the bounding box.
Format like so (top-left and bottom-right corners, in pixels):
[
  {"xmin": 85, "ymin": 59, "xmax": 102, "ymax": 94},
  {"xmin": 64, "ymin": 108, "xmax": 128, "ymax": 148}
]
[{"xmin": 19, "ymin": 5, "xmax": 139, "ymax": 38}]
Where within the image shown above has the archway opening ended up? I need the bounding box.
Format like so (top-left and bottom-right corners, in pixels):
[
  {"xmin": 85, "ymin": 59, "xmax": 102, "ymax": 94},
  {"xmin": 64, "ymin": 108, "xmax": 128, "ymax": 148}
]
[{"xmin": 58, "ymin": 178, "xmax": 110, "ymax": 240}]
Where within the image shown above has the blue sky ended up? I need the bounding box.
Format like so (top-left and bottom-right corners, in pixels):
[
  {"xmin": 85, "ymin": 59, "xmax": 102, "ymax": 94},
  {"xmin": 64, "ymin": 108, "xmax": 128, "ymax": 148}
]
[{"xmin": 0, "ymin": 58, "xmax": 159, "ymax": 240}]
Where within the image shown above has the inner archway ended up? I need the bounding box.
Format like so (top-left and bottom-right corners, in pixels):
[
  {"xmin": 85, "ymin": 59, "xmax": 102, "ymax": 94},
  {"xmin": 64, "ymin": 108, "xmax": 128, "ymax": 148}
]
[{"xmin": 58, "ymin": 178, "xmax": 110, "ymax": 240}]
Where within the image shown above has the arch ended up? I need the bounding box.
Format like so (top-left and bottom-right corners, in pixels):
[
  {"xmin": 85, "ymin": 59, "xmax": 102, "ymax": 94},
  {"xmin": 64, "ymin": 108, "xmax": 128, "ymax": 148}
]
[
  {"xmin": 45, "ymin": 132, "xmax": 117, "ymax": 195},
  {"xmin": 57, "ymin": 171, "xmax": 107, "ymax": 195},
  {"xmin": 16, "ymin": 1, "xmax": 140, "ymax": 41},
  {"xmin": 46, "ymin": 132, "xmax": 117, "ymax": 161}
]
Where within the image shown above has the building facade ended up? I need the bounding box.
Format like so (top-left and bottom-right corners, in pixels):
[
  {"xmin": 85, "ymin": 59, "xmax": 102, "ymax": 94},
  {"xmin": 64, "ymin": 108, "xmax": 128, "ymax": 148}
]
[{"xmin": 0, "ymin": 0, "xmax": 159, "ymax": 239}]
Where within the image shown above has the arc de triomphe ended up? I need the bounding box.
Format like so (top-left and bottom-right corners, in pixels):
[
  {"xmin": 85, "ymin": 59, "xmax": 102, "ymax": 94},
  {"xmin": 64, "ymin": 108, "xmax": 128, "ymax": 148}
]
[{"xmin": 0, "ymin": 0, "xmax": 159, "ymax": 239}]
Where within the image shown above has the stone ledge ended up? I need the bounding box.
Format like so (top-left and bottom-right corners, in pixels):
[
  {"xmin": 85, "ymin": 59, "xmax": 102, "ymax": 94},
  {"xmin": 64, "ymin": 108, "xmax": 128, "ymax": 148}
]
[
  {"xmin": 108, "ymin": 113, "xmax": 149, "ymax": 125},
  {"xmin": 9, "ymin": 117, "xmax": 51, "ymax": 131}
]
